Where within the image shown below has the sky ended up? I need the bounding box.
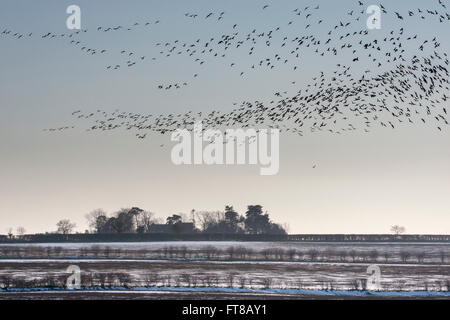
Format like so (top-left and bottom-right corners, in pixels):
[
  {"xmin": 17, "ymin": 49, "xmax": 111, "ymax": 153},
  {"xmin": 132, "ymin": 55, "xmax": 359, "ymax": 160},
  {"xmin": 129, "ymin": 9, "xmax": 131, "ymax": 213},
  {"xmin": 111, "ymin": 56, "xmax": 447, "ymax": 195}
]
[{"xmin": 0, "ymin": 0, "xmax": 449, "ymax": 234}]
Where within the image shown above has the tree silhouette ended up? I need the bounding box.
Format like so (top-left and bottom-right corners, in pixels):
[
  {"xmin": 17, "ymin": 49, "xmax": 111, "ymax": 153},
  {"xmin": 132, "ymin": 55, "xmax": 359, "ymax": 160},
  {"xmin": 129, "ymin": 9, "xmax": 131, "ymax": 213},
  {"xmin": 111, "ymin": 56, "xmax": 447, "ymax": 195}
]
[
  {"xmin": 391, "ymin": 225, "xmax": 406, "ymax": 235},
  {"xmin": 56, "ymin": 219, "xmax": 76, "ymax": 234},
  {"xmin": 244, "ymin": 205, "xmax": 267, "ymax": 234},
  {"xmin": 166, "ymin": 214, "xmax": 183, "ymax": 225}
]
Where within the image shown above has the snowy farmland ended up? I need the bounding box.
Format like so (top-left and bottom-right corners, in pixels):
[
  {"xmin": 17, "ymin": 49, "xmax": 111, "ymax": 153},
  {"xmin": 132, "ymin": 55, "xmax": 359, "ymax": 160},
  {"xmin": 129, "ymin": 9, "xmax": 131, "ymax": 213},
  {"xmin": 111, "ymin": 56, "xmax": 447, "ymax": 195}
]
[
  {"xmin": 1, "ymin": 241, "xmax": 449, "ymax": 263},
  {"xmin": 0, "ymin": 241, "xmax": 449, "ymax": 299}
]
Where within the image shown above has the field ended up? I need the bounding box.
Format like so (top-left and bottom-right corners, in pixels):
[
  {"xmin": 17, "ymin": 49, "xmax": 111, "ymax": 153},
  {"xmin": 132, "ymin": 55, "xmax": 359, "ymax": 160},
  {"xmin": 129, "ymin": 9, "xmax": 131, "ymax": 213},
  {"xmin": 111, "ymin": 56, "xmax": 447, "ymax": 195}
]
[{"xmin": 1, "ymin": 241, "xmax": 449, "ymax": 300}]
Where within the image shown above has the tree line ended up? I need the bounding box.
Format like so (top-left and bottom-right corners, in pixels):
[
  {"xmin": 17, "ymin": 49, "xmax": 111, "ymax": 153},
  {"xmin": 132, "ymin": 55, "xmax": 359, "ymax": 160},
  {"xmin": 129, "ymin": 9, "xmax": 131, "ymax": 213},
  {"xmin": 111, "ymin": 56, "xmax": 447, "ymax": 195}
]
[{"xmin": 82, "ymin": 205, "xmax": 287, "ymax": 235}]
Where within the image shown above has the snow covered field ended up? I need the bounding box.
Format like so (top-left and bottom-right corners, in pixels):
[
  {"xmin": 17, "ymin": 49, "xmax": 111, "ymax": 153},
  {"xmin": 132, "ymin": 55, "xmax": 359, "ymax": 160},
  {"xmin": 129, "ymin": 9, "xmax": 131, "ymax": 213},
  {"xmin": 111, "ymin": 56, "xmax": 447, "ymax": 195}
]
[
  {"xmin": 1, "ymin": 241, "xmax": 449, "ymax": 263},
  {"xmin": 0, "ymin": 241, "xmax": 449, "ymax": 298},
  {"xmin": 3, "ymin": 241, "xmax": 449, "ymax": 252}
]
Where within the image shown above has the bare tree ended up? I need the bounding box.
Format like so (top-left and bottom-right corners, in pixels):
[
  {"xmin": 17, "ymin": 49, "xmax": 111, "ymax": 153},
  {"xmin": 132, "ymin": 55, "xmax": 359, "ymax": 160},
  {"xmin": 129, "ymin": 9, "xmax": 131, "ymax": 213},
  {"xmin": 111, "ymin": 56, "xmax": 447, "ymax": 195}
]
[
  {"xmin": 0, "ymin": 275, "xmax": 12, "ymax": 289},
  {"xmin": 261, "ymin": 278, "xmax": 272, "ymax": 289},
  {"xmin": 165, "ymin": 275, "xmax": 172, "ymax": 287},
  {"xmin": 360, "ymin": 251, "xmax": 369, "ymax": 262},
  {"xmin": 273, "ymin": 248, "xmax": 285, "ymax": 260},
  {"xmin": 338, "ymin": 251, "xmax": 347, "ymax": 262},
  {"xmin": 56, "ymin": 219, "xmax": 76, "ymax": 234},
  {"xmin": 323, "ymin": 249, "xmax": 336, "ymax": 262},
  {"xmin": 416, "ymin": 251, "xmax": 425, "ymax": 264},
  {"xmin": 226, "ymin": 246, "xmax": 235, "ymax": 260},
  {"xmin": 53, "ymin": 246, "xmax": 62, "ymax": 257},
  {"xmin": 181, "ymin": 273, "xmax": 192, "ymax": 287},
  {"xmin": 203, "ymin": 245, "xmax": 218, "ymax": 260},
  {"xmin": 6, "ymin": 228, "xmax": 13, "ymax": 239},
  {"xmin": 287, "ymin": 249, "xmax": 297, "ymax": 261},
  {"xmin": 16, "ymin": 227, "xmax": 26, "ymax": 236},
  {"xmin": 400, "ymin": 251, "xmax": 411, "ymax": 263},
  {"xmin": 390, "ymin": 225, "xmax": 406, "ymax": 235},
  {"xmin": 397, "ymin": 280, "xmax": 406, "ymax": 291},
  {"xmin": 349, "ymin": 250, "xmax": 357, "ymax": 262},
  {"xmin": 103, "ymin": 246, "xmax": 111, "ymax": 258},
  {"xmin": 238, "ymin": 277, "xmax": 246, "ymax": 288},
  {"xmin": 235, "ymin": 246, "xmax": 249, "ymax": 260},
  {"xmin": 136, "ymin": 211, "xmax": 157, "ymax": 233},
  {"xmin": 369, "ymin": 250, "xmax": 379, "ymax": 262},
  {"xmin": 261, "ymin": 248, "xmax": 271, "ymax": 260},
  {"xmin": 144, "ymin": 273, "xmax": 159, "ymax": 287},
  {"xmin": 195, "ymin": 211, "xmax": 224, "ymax": 232},
  {"xmin": 227, "ymin": 273, "xmax": 236, "ymax": 288},
  {"xmin": 360, "ymin": 278, "xmax": 367, "ymax": 291},
  {"xmin": 179, "ymin": 246, "xmax": 188, "ymax": 258},
  {"xmin": 85, "ymin": 209, "xmax": 107, "ymax": 233},
  {"xmin": 116, "ymin": 273, "xmax": 132, "ymax": 288},
  {"xmin": 84, "ymin": 272, "xmax": 96, "ymax": 287},
  {"xmin": 439, "ymin": 251, "xmax": 446, "ymax": 264},
  {"xmin": 97, "ymin": 273, "xmax": 108, "ymax": 288},
  {"xmin": 306, "ymin": 249, "xmax": 319, "ymax": 262}
]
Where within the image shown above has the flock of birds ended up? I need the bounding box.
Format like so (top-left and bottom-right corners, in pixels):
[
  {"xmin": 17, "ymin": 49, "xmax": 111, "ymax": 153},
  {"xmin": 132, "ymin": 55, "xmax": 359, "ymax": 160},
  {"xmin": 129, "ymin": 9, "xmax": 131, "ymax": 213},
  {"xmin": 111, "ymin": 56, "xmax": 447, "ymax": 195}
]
[{"xmin": 2, "ymin": 1, "xmax": 449, "ymax": 142}]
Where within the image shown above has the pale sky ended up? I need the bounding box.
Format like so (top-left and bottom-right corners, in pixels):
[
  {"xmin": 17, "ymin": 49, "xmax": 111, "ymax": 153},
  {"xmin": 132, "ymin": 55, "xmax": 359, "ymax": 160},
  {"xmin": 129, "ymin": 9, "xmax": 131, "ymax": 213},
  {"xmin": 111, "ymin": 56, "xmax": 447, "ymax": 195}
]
[{"xmin": 0, "ymin": 0, "xmax": 449, "ymax": 234}]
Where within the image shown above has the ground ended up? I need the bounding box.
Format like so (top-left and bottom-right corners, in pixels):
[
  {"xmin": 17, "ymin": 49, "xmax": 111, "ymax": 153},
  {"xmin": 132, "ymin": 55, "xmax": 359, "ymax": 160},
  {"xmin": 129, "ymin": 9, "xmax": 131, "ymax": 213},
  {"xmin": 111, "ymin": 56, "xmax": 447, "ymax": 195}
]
[{"xmin": 0, "ymin": 241, "xmax": 449, "ymax": 299}]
